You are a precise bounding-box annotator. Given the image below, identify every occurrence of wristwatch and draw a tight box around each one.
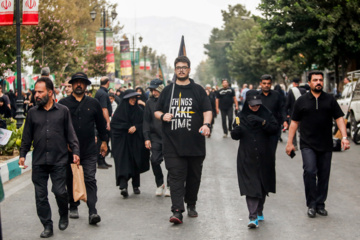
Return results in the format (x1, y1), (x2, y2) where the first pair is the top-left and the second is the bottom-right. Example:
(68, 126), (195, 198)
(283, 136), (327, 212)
(203, 123), (211, 128)
(342, 137), (348, 140)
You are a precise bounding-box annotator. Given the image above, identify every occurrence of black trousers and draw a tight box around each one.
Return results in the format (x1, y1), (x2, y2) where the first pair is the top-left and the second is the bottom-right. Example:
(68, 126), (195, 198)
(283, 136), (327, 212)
(66, 154), (98, 215)
(119, 174), (140, 189)
(150, 142), (169, 187)
(165, 156), (205, 212)
(220, 107), (233, 134)
(32, 165), (68, 228)
(246, 195), (266, 220)
(301, 148), (332, 209)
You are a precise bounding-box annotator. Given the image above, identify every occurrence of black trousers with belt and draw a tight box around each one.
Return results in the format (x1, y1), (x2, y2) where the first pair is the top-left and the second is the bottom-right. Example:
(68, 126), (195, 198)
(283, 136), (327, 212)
(32, 164), (68, 228)
(220, 107), (233, 135)
(165, 156), (205, 212)
(66, 154), (98, 215)
(301, 148), (332, 209)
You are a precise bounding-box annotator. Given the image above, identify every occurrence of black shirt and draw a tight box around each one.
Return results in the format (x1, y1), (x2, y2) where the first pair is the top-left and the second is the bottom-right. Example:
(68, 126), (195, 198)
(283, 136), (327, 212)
(259, 90), (286, 125)
(292, 91), (344, 152)
(143, 97), (162, 143)
(95, 86), (112, 116)
(155, 79), (212, 157)
(20, 102), (80, 165)
(59, 95), (108, 158)
(216, 87), (235, 110)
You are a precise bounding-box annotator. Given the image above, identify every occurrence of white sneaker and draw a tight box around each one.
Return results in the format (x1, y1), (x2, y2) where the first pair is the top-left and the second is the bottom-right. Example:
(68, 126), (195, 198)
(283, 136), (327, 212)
(223, 134), (228, 138)
(155, 184), (165, 196)
(164, 186), (171, 197)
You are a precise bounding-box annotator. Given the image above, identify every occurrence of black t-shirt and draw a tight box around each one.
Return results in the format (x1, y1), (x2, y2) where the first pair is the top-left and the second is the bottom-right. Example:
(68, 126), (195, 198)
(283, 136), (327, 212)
(155, 79), (212, 157)
(216, 88), (235, 110)
(292, 91), (344, 152)
(94, 87), (112, 116)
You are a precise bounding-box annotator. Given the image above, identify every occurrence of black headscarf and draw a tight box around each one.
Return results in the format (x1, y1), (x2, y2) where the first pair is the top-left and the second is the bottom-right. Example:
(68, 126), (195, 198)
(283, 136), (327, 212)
(135, 87), (148, 102)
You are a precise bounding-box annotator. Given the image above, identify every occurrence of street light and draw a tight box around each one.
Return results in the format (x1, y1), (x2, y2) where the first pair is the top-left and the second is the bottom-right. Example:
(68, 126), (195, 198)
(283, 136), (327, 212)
(123, 34), (142, 88)
(90, 6), (117, 51)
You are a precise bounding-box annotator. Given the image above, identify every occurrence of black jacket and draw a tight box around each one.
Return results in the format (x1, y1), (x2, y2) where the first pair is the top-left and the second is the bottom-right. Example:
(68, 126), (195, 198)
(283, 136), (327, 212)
(143, 96), (162, 143)
(231, 103), (278, 198)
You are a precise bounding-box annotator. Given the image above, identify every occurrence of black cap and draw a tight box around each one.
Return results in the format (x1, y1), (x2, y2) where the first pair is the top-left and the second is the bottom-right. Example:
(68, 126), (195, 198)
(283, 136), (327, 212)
(246, 90), (262, 106)
(69, 72), (91, 85)
(123, 89), (141, 99)
(148, 78), (163, 89)
(292, 77), (300, 83)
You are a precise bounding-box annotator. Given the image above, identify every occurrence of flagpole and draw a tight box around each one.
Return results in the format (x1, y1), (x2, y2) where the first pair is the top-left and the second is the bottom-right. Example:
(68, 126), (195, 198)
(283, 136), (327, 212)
(15, 0), (25, 129)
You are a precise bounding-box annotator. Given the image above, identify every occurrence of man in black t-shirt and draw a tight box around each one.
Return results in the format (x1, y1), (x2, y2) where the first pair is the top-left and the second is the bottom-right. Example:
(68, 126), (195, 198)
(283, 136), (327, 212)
(216, 79), (238, 137)
(155, 56), (212, 224)
(286, 71), (350, 218)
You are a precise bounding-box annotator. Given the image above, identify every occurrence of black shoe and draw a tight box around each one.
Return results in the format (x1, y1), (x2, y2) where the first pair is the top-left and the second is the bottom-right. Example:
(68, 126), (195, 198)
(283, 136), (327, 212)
(187, 205), (198, 217)
(307, 208), (316, 218)
(89, 214), (101, 225)
(169, 210), (183, 224)
(133, 187), (141, 194)
(316, 208), (328, 216)
(59, 215), (69, 230)
(69, 208), (79, 219)
(279, 137), (283, 142)
(104, 160), (112, 167)
(120, 188), (129, 198)
(40, 226), (53, 238)
(97, 164), (108, 169)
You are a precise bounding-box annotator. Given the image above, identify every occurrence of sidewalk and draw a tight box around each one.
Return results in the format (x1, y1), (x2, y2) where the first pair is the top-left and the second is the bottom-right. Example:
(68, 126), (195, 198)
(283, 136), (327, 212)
(0, 151), (32, 183)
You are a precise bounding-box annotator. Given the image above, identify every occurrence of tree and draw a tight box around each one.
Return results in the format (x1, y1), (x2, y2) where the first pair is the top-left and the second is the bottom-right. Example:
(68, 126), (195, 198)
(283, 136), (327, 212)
(0, 27), (17, 79)
(193, 59), (216, 86)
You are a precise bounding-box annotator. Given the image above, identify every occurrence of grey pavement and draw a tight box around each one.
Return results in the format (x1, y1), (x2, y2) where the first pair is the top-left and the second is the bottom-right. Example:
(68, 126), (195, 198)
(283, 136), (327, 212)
(2, 118), (360, 240)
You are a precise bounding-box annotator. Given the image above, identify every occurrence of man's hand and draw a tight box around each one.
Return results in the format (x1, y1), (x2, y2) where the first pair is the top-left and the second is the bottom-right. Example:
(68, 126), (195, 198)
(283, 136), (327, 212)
(100, 141), (108, 157)
(106, 122), (111, 131)
(247, 115), (264, 123)
(18, 157), (28, 169)
(145, 140), (151, 149)
(283, 121), (289, 130)
(199, 125), (210, 137)
(73, 154), (80, 165)
(162, 113), (174, 122)
(341, 138), (350, 150)
(128, 126), (136, 134)
(285, 143), (296, 156)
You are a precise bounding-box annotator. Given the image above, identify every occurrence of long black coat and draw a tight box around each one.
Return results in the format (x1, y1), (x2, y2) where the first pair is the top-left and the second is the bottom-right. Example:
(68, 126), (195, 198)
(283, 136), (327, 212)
(231, 104), (278, 198)
(110, 99), (149, 186)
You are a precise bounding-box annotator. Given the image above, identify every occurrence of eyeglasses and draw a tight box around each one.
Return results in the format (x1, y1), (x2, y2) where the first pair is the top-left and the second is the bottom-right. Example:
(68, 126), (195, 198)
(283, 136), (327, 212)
(175, 66), (189, 71)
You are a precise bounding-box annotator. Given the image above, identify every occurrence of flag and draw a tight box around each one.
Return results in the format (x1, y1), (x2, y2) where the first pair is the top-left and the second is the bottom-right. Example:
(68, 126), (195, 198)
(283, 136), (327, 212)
(172, 35), (187, 82)
(158, 59), (165, 85)
(22, 0), (39, 25)
(6, 75), (15, 84)
(0, 0), (14, 26)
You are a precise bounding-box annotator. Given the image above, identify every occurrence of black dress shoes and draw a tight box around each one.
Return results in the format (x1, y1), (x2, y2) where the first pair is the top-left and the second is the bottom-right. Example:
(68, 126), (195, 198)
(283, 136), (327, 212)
(40, 226), (53, 238)
(316, 208), (328, 216)
(89, 214), (101, 225)
(133, 187), (141, 194)
(104, 160), (112, 167)
(69, 208), (79, 219)
(120, 188), (129, 198)
(307, 208), (316, 218)
(59, 215), (69, 230)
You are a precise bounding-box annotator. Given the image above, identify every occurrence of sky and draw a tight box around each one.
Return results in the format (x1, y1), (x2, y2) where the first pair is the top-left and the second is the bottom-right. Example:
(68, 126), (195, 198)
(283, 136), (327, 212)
(112, 0), (262, 29)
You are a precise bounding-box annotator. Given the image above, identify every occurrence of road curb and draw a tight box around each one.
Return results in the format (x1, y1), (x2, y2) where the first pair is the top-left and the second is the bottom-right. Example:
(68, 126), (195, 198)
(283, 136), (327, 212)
(0, 152), (32, 183)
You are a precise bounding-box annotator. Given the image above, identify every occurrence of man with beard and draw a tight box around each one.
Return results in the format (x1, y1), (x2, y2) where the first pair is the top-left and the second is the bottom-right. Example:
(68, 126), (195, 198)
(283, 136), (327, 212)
(286, 71), (350, 218)
(64, 78), (73, 97)
(154, 56), (212, 224)
(19, 77), (80, 238)
(59, 72), (108, 225)
(258, 74), (287, 154)
(216, 79), (238, 138)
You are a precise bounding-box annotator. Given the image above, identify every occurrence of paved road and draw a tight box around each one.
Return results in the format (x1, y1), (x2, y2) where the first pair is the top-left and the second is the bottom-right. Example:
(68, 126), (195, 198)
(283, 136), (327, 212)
(2, 118), (360, 239)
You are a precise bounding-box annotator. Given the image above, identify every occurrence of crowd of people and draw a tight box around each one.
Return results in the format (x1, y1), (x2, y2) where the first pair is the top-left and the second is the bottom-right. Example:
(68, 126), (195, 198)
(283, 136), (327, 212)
(7, 56), (350, 238)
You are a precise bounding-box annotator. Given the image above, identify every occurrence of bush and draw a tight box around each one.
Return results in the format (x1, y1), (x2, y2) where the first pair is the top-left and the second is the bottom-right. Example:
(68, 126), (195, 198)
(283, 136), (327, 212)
(0, 118), (24, 156)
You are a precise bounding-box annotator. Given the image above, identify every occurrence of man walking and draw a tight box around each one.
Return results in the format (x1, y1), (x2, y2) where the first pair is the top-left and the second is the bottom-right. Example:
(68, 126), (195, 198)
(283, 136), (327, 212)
(155, 56), (212, 224)
(286, 71), (350, 218)
(216, 79), (238, 138)
(19, 77), (80, 238)
(94, 77), (112, 169)
(59, 72), (108, 225)
(143, 79), (170, 197)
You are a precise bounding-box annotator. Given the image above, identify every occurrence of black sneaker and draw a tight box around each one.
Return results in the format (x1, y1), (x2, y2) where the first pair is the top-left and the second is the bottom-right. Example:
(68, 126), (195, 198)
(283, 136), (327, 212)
(187, 205), (198, 217)
(69, 208), (79, 219)
(89, 214), (101, 225)
(169, 210), (183, 224)
(120, 188), (129, 198)
(133, 187), (141, 194)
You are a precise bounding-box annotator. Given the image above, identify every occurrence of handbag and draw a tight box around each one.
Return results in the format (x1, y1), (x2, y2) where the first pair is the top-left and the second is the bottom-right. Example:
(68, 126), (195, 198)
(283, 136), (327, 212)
(70, 164), (87, 202)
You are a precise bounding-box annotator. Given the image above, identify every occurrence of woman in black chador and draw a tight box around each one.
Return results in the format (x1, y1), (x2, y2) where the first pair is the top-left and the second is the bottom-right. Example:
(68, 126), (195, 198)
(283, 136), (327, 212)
(231, 90), (278, 229)
(111, 89), (149, 198)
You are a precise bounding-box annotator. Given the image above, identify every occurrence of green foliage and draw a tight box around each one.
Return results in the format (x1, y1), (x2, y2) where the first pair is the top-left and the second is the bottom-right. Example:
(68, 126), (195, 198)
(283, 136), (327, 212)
(0, 118), (25, 156)
(193, 59), (216, 86)
(0, 27), (17, 79)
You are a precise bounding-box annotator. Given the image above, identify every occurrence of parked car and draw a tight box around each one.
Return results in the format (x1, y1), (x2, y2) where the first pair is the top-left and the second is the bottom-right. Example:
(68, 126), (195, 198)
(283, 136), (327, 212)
(337, 80), (360, 143)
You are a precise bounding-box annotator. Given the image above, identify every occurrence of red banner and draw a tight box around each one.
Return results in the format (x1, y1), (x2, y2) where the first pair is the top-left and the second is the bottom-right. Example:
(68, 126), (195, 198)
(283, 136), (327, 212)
(0, 0), (14, 26)
(22, 0), (39, 25)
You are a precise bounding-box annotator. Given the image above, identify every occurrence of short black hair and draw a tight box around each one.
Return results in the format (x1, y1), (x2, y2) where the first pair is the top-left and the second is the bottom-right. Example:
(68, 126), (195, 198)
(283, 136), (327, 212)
(109, 93), (115, 98)
(174, 56), (190, 68)
(222, 79), (228, 83)
(260, 74), (273, 82)
(35, 77), (54, 92)
(308, 71), (323, 82)
(100, 78), (109, 86)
